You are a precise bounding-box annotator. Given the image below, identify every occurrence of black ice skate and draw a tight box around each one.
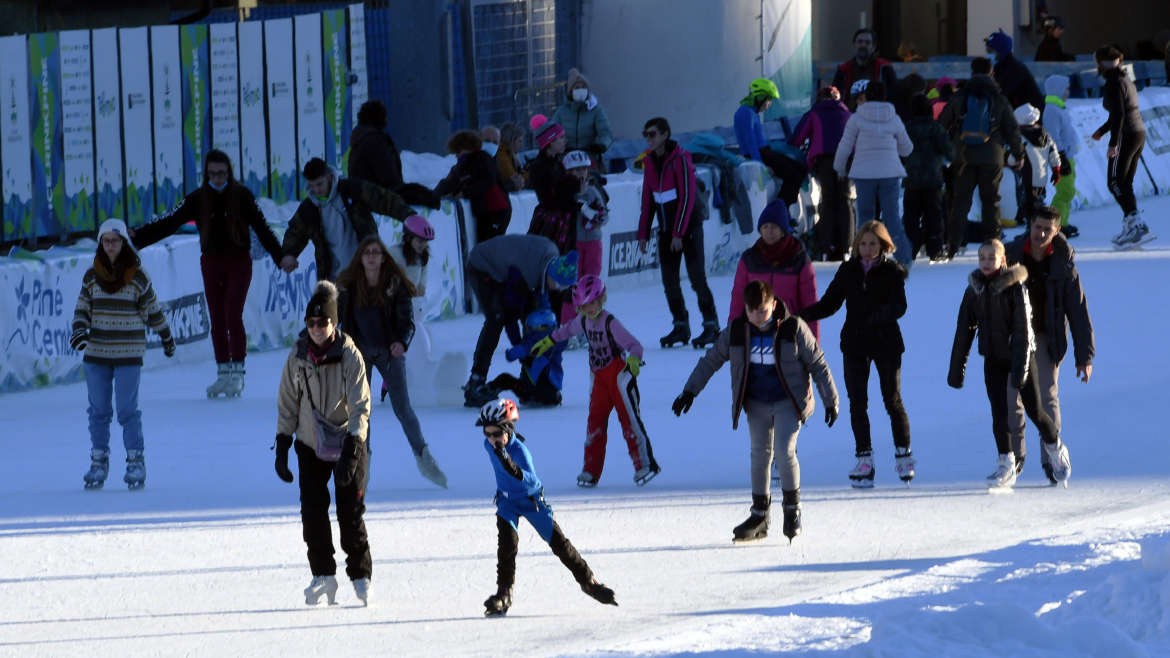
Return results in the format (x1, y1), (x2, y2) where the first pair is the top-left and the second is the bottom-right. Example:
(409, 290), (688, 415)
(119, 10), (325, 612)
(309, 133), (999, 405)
(659, 324), (690, 348)
(732, 494), (770, 543)
(582, 579), (618, 606)
(463, 374), (496, 408)
(691, 322), (719, 349)
(83, 448), (109, 490)
(781, 490), (801, 543)
(484, 589), (512, 617)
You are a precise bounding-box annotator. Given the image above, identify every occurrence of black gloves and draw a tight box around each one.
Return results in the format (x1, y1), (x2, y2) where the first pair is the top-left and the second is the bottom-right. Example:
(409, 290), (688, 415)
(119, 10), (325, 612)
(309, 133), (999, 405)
(947, 370), (964, 389)
(334, 434), (362, 487)
(70, 328), (88, 352)
(163, 336), (176, 358)
(825, 407), (838, 428)
(672, 392), (695, 416)
(274, 434), (294, 483)
(493, 442), (524, 480)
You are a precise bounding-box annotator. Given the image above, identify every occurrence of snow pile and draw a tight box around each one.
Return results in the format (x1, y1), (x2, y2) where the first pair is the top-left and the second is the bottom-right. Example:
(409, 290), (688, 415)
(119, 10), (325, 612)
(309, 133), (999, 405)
(401, 150), (458, 189)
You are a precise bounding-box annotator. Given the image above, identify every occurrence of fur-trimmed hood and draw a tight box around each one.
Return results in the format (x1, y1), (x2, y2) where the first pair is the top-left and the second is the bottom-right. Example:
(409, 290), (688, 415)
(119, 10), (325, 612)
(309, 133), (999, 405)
(968, 263), (1027, 295)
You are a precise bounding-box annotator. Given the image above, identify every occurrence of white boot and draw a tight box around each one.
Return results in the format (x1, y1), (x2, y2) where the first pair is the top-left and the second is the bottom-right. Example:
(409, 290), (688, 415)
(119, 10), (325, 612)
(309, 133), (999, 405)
(353, 578), (370, 607)
(988, 453), (1017, 489)
(414, 447), (448, 488)
(1043, 439), (1071, 487)
(206, 363), (231, 398)
(223, 361), (245, 398)
(849, 453), (875, 488)
(304, 575), (338, 605)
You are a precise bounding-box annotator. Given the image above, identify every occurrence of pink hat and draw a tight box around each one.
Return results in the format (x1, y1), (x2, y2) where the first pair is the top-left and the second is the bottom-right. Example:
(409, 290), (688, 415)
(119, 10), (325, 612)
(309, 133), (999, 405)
(936, 76), (958, 89)
(529, 114), (565, 150)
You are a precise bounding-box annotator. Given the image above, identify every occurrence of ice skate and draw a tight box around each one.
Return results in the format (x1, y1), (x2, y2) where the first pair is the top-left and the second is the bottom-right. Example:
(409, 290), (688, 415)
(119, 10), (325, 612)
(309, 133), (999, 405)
(83, 448), (109, 490)
(691, 322), (719, 349)
(483, 588), (511, 617)
(659, 324), (690, 348)
(463, 374), (496, 408)
(222, 362), (244, 398)
(848, 453), (875, 489)
(352, 577), (370, 607)
(205, 363), (231, 398)
(1043, 439), (1071, 487)
(732, 495), (770, 543)
(581, 578), (618, 606)
(1039, 449), (1057, 485)
(414, 447), (448, 488)
(304, 575), (338, 605)
(894, 447), (916, 484)
(633, 464), (660, 487)
(576, 471), (597, 488)
(987, 453), (1017, 490)
(124, 450), (145, 491)
(780, 490), (801, 542)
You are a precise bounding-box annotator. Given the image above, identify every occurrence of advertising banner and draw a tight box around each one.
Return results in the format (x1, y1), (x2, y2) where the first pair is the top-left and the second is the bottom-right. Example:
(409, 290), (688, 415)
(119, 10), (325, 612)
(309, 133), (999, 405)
(209, 22), (240, 174)
(348, 4), (368, 128)
(238, 21), (267, 199)
(119, 27), (153, 228)
(0, 35), (34, 242)
(28, 32), (65, 240)
(293, 13), (325, 171)
(59, 30), (94, 235)
(321, 9), (350, 169)
(761, 0), (814, 118)
(180, 24), (210, 195)
(264, 18), (297, 203)
(91, 27), (122, 224)
(151, 25), (183, 216)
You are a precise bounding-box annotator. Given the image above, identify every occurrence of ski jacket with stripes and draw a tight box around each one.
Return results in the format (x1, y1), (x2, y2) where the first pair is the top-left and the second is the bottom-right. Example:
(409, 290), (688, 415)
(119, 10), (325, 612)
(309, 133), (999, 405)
(638, 141), (697, 241)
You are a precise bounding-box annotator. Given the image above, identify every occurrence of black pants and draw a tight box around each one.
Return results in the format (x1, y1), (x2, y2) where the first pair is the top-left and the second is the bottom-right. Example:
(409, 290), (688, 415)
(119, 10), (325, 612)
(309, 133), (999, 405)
(812, 156), (854, 260)
(657, 224), (718, 328)
(488, 371), (562, 406)
(903, 187), (944, 259)
(949, 162), (1003, 252)
(1107, 130), (1145, 216)
(476, 209), (511, 244)
(842, 352), (911, 455)
(494, 516), (592, 593)
(983, 358), (1059, 455)
(469, 268), (517, 379)
(758, 146), (806, 206)
(295, 440), (371, 580)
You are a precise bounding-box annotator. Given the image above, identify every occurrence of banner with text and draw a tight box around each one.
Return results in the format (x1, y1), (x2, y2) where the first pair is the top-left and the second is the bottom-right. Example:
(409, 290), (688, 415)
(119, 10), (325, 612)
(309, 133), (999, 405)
(264, 19), (297, 204)
(348, 3), (368, 158)
(119, 27), (153, 228)
(151, 25), (183, 216)
(59, 30), (95, 235)
(238, 21), (267, 200)
(209, 23), (240, 174)
(28, 32), (64, 240)
(91, 27), (123, 224)
(322, 9), (350, 169)
(0, 35), (34, 242)
(294, 13), (326, 172)
(180, 24), (210, 195)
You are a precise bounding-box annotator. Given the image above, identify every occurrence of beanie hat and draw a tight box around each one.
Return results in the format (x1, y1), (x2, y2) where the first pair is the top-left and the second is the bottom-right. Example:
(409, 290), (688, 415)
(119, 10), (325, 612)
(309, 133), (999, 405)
(1044, 74), (1070, 97)
(305, 280), (339, 325)
(985, 29), (1013, 56)
(545, 250), (579, 289)
(566, 67), (590, 94)
(97, 218), (137, 253)
(1013, 103), (1040, 126)
(936, 76), (958, 90)
(530, 114), (565, 150)
(757, 199), (792, 233)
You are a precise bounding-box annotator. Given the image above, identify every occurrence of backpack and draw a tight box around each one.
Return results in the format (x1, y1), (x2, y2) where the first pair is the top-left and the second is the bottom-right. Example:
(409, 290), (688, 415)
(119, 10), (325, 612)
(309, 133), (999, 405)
(959, 95), (992, 146)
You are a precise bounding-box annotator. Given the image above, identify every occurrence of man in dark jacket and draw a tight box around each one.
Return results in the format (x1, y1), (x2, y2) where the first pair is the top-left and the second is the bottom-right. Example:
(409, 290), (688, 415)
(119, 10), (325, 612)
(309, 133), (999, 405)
(279, 157), (415, 281)
(985, 30), (1045, 111)
(832, 28), (900, 111)
(348, 100), (403, 192)
(938, 57), (1025, 255)
(1035, 17), (1075, 62)
(902, 94), (955, 260)
(1004, 208), (1093, 482)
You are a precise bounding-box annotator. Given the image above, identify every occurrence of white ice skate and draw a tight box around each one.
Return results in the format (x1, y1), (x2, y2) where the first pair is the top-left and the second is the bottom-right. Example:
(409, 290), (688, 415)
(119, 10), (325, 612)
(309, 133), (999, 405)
(576, 472), (597, 488)
(205, 363), (231, 398)
(1043, 439), (1071, 488)
(352, 578), (370, 607)
(414, 447), (448, 488)
(222, 362), (245, 398)
(304, 575), (338, 605)
(634, 465), (660, 487)
(894, 447), (916, 484)
(987, 453), (1017, 491)
(849, 454), (875, 489)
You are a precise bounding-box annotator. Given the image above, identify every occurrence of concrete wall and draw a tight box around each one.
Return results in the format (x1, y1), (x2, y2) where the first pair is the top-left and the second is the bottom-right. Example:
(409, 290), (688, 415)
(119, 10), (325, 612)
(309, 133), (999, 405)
(966, 0), (1014, 56)
(1043, 0), (1170, 57)
(811, 0), (870, 62)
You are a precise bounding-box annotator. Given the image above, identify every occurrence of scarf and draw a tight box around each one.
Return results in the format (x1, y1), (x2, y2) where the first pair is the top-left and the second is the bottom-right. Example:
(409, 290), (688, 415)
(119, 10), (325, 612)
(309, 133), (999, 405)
(93, 254), (138, 294)
(753, 236), (801, 267)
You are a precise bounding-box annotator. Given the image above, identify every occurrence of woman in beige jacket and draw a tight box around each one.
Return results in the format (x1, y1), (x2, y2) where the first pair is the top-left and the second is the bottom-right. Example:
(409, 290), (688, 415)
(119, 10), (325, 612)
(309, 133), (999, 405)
(274, 280), (373, 607)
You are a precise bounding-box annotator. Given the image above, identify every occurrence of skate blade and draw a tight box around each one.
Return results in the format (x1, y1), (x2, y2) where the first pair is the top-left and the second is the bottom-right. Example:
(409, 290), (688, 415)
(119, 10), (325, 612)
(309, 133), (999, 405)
(986, 485), (1014, 494)
(634, 470), (660, 487)
(84, 482), (104, 490)
(850, 480), (875, 489)
(732, 535), (768, 544)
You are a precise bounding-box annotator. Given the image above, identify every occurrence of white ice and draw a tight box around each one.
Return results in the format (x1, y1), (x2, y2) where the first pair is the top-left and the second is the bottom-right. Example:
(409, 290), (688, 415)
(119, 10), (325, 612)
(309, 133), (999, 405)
(1, 198), (1168, 657)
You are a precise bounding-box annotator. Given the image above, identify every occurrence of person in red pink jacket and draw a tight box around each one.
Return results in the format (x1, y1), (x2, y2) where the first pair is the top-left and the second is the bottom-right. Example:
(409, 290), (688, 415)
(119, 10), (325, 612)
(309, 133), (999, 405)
(728, 200), (819, 341)
(637, 116), (720, 349)
(789, 86), (855, 261)
(530, 275), (660, 489)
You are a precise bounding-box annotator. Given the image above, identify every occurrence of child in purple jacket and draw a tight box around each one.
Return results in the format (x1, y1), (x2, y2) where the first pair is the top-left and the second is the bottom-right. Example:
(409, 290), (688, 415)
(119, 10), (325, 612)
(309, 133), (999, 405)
(790, 86), (855, 261)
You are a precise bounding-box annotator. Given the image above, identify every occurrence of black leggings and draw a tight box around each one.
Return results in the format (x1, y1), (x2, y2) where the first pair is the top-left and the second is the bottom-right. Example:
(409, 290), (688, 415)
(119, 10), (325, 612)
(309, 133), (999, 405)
(758, 146), (806, 206)
(842, 352), (911, 455)
(1107, 130), (1145, 216)
(983, 358), (1059, 455)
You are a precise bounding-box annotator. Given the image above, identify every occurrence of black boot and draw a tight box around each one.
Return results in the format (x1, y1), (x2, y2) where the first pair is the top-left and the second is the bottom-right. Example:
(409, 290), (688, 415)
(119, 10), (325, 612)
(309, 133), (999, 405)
(549, 523), (618, 606)
(659, 323), (690, 348)
(781, 489), (801, 543)
(691, 322), (720, 349)
(463, 373), (495, 408)
(484, 588), (512, 617)
(732, 494), (770, 543)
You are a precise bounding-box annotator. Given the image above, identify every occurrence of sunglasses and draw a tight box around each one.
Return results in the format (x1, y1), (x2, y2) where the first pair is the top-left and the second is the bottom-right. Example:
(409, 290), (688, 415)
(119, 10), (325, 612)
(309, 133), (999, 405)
(306, 318), (331, 329)
(483, 429), (505, 438)
(643, 130), (659, 138)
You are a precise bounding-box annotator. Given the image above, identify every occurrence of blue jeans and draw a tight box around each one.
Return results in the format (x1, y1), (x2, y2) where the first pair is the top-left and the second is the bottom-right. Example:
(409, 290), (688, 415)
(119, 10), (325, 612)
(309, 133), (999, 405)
(365, 349), (427, 455)
(853, 177), (913, 268)
(84, 362), (143, 452)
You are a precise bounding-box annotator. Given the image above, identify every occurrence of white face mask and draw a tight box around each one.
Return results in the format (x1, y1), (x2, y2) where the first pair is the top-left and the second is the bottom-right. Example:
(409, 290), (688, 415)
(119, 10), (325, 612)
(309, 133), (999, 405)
(571, 87), (588, 102)
(209, 179), (228, 192)
(482, 142), (499, 157)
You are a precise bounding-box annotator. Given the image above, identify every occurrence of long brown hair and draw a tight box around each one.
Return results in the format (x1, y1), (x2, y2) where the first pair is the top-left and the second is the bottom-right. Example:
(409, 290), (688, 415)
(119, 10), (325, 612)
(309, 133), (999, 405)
(852, 220), (896, 257)
(93, 236), (141, 293)
(337, 234), (418, 307)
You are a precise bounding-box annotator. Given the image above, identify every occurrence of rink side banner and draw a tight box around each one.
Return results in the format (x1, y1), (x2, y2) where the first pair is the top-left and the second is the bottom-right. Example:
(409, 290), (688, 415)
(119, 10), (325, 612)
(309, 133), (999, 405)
(322, 9), (350, 169)
(151, 25), (183, 216)
(264, 19), (297, 204)
(294, 13), (326, 171)
(59, 30), (95, 235)
(119, 27), (153, 228)
(28, 32), (65, 240)
(91, 28), (123, 224)
(762, 0), (814, 118)
(180, 25), (210, 195)
(348, 3), (368, 132)
(209, 23), (240, 173)
(237, 21), (267, 199)
(0, 35), (34, 242)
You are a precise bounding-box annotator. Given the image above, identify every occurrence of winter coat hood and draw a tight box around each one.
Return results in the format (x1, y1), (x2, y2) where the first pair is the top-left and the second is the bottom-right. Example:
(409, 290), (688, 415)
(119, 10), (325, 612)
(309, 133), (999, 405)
(968, 263), (1028, 296)
(310, 167), (343, 208)
(857, 100), (896, 122)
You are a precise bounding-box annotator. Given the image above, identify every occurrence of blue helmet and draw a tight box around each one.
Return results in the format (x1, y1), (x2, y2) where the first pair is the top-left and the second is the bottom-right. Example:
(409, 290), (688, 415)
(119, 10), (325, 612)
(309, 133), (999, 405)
(525, 308), (558, 332)
(985, 29), (1013, 57)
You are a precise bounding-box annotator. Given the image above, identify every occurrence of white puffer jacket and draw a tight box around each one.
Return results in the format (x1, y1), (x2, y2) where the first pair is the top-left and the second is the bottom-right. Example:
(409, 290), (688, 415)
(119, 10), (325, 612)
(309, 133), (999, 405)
(833, 101), (914, 180)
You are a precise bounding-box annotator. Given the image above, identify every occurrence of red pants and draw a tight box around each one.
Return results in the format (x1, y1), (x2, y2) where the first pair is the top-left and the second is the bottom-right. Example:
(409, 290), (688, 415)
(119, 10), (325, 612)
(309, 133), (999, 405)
(201, 252), (253, 363)
(583, 359), (656, 481)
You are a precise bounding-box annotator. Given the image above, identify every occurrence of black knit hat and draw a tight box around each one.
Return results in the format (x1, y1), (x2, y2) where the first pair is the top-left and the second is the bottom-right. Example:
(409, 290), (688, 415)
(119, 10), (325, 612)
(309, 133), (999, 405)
(305, 280), (339, 325)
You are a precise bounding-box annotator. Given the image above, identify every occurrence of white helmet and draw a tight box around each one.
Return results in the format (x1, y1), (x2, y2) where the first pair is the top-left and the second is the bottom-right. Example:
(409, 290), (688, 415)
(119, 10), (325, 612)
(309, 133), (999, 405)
(476, 398), (519, 428)
(562, 150), (592, 170)
(1013, 103), (1040, 126)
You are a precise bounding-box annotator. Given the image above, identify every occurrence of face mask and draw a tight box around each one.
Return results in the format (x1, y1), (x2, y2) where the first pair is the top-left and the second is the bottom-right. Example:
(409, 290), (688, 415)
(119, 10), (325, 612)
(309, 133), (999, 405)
(209, 179), (228, 192)
(571, 88), (588, 102)
(482, 141), (499, 157)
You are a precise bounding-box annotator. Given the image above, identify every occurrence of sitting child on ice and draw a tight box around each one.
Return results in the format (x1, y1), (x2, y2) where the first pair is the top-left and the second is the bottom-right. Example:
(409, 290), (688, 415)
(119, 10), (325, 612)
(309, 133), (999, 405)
(489, 307), (565, 407)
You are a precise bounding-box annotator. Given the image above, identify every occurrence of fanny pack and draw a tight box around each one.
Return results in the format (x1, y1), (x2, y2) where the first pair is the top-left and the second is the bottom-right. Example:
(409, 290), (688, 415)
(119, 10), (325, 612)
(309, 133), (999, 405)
(303, 373), (346, 462)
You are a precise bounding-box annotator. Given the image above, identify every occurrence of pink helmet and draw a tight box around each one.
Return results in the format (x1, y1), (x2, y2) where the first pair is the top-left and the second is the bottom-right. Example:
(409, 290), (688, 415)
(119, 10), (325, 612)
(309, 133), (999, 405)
(572, 274), (605, 307)
(404, 214), (435, 241)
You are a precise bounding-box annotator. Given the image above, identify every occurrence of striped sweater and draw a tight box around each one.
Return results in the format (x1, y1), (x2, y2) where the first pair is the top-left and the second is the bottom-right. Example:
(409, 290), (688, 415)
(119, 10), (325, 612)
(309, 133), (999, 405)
(72, 265), (172, 366)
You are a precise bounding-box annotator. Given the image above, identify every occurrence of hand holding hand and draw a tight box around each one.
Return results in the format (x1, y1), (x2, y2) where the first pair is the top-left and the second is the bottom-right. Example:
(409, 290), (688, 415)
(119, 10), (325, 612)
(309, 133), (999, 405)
(279, 255), (298, 273)
(273, 434), (294, 483)
(671, 391), (694, 416)
(390, 342), (405, 358)
(531, 336), (555, 358)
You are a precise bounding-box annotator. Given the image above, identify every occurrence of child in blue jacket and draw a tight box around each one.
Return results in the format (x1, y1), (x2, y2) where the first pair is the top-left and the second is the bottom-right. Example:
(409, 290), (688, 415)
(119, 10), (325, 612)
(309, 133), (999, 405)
(478, 398), (618, 616)
(489, 307), (565, 407)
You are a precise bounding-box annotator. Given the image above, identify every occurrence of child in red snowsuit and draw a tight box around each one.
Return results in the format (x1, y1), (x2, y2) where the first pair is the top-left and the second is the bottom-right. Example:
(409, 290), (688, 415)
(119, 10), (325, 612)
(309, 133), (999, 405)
(531, 275), (660, 488)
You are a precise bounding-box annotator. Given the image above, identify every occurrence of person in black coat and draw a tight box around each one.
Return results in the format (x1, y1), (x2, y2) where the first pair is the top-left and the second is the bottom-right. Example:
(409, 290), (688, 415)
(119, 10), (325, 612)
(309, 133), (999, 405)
(1035, 17), (1075, 62)
(800, 221), (913, 488)
(948, 239), (1070, 489)
(348, 100), (404, 192)
(985, 30), (1045, 112)
(1091, 46), (1151, 246)
(902, 95), (955, 261)
(434, 130), (513, 243)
